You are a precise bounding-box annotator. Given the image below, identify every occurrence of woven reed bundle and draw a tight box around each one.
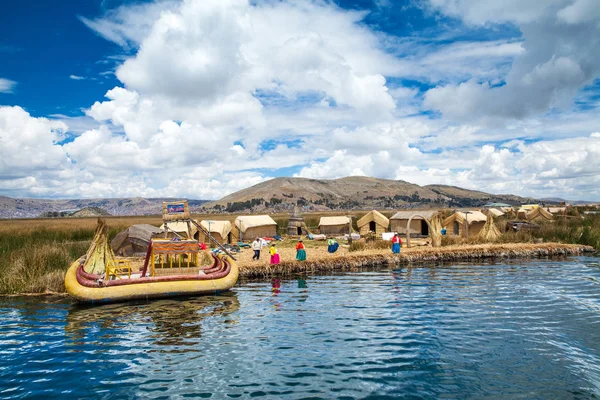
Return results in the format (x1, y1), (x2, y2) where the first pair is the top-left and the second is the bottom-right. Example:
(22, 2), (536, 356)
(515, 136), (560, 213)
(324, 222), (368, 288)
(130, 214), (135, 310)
(430, 214), (443, 247)
(83, 218), (116, 274)
(478, 215), (502, 242)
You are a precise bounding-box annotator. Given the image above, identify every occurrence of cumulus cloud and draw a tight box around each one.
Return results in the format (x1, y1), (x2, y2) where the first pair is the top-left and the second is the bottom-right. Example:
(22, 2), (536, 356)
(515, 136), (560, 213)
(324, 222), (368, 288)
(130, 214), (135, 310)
(0, 78), (17, 93)
(423, 0), (600, 123)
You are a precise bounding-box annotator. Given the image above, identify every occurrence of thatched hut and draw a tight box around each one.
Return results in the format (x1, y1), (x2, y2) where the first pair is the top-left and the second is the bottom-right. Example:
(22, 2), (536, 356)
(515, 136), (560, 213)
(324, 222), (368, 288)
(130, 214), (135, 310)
(234, 215), (277, 241)
(517, 208), (528, 219)
(319, 216), (351, 235)
(526, 207), (553, 222)
(546, 207), (567, 215)
(111, 224), (163, 256)
(199, 220), (232, 244)
(485, 208), (505, 218)
(287, 207), (308, 236)
(159, 220), (199, 240)
(442, 211), (487, 237)
(357, 210), (389, 237)
(390, 210), (438, 236)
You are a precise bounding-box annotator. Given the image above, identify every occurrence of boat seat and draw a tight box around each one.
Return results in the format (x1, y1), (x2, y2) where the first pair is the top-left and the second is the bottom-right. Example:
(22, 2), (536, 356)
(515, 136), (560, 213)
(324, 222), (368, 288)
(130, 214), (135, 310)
(106, 260), (132, 280)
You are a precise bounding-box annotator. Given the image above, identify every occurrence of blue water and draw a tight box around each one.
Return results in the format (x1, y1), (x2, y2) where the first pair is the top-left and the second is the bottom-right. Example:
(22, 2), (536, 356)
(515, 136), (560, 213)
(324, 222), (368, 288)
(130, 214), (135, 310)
(2, 257), (600, 399)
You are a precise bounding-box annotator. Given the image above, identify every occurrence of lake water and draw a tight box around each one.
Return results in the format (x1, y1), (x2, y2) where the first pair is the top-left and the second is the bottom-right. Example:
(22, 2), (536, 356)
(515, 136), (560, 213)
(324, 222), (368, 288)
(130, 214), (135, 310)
(2, 257), (600, 399)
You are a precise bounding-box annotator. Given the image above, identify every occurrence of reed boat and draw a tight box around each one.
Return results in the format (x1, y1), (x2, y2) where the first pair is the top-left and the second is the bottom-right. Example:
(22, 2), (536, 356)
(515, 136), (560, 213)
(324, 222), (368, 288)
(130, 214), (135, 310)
(65, 219), (238, 304)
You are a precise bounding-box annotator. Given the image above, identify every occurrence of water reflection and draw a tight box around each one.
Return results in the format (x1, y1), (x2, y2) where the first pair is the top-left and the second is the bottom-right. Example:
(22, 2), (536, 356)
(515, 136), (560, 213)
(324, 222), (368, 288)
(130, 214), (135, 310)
(65, 293), (240, 348)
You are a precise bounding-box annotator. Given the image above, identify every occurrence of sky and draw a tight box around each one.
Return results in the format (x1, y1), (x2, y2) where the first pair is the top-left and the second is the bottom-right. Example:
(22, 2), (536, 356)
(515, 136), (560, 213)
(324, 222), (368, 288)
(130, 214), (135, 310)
(1, 0), (599, 201)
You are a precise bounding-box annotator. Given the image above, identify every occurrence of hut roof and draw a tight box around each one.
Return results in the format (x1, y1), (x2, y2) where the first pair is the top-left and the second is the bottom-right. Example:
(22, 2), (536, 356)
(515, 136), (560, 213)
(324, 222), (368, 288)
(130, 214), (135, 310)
(357, 210), (389, 228)
(234, 215), (277, 232)
(159, 221), (199, 236)
(319, 216), (351, 226)
(526, 207), (553, 221)
(200, 220), (232, 238)
(546, 207), (566, 214)
(111, 224), (163, 250)
(443, 211), (487, 226)
(390, 210), (438, 221)
(486, 208), (505, 217)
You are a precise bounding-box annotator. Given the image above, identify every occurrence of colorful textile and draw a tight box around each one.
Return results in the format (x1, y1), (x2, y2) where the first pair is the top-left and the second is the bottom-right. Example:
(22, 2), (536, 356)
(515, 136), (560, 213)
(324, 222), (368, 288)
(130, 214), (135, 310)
(392, 243), (401, 254)
(296, 249), (307, 261)
(270, 254), (280, 264)
(327, 243), (339, 253)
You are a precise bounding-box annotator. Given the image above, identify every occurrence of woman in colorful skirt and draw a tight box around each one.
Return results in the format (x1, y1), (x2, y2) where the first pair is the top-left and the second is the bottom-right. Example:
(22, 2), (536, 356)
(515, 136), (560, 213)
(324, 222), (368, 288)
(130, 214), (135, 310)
(296, 239), (307, 261)
(270, 243), (280, 265)
(391, 233), (402, 254)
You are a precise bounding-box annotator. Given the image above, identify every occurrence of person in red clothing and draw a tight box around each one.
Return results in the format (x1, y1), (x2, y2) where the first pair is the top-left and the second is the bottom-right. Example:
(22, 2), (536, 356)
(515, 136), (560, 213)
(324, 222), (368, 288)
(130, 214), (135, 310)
(296, 239), (307, 261)
(392, 233), (401, 254)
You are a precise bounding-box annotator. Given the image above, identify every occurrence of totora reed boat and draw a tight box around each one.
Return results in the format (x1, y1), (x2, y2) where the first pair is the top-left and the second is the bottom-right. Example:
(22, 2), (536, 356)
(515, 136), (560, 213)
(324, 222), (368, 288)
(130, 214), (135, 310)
(65, 216), (239, 304)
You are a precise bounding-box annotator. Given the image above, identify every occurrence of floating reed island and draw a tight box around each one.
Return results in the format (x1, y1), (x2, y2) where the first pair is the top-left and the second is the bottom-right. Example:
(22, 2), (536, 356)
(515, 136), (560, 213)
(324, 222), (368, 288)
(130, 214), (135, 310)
(238, 243), (596, 278)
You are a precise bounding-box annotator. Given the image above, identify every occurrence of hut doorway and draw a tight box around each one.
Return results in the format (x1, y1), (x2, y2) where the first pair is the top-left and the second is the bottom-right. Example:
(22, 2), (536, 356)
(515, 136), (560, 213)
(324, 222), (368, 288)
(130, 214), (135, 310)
(227, 232), (232, 244)
(453, 221), (459, 235)
(369, 221), (376, 232)
(421, 220), (429, 235)
(297, 226), (302, 235)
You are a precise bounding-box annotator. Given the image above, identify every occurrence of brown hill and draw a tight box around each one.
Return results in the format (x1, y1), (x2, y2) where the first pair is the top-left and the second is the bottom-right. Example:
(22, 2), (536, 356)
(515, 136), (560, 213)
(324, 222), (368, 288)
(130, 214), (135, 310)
(204, 176), (538, 212)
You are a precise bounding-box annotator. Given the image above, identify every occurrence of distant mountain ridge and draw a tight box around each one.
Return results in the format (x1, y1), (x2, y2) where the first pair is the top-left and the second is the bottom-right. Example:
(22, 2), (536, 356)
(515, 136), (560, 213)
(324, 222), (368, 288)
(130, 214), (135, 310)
(0, 176), (575, 219)
(0, 197), (208, 219)
(203, 176), (545, 212)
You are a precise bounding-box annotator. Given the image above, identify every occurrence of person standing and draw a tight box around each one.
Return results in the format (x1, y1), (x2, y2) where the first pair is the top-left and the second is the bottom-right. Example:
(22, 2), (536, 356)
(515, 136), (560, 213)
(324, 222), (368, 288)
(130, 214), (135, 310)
(392, 233), (401, 254)
(270, 243), (280, 265)
(296, 239), (307, 261)
(252, 237), (262, 260)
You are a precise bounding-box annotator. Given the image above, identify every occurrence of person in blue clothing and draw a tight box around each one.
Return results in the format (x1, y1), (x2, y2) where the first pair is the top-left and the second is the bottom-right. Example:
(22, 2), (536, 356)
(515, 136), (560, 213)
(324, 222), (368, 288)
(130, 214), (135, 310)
(391, 233), (402, 254)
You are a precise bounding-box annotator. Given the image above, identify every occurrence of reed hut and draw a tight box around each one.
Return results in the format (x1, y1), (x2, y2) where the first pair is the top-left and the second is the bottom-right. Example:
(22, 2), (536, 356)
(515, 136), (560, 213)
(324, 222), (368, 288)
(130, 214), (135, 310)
(159, 220), (199, 240)
(442, 211), (487, 237)
(485, 208), (505, 218)
(390, 210), (438, 236)
(319, 216), (351, 235)
(199, 220), (232, 244)
(357, 210), (389, 237)
(517, 208), (528, 219)
(234, 215), (277, 241)
(546, 207), (567, 215)
(478, 215), (502, 242)
(526, 207), (553, 222)
(287, 206), (308, 236)
(111, 224), (163, 257)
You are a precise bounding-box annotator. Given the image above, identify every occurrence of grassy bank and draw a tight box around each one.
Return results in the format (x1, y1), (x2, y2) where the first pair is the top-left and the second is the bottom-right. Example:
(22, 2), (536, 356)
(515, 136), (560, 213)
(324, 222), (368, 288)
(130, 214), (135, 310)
(0, 212), (598, 295)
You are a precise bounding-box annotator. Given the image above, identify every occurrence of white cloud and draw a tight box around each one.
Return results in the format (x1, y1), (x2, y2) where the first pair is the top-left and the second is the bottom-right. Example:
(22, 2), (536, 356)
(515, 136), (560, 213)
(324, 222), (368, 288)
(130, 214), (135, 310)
(423, 0), (600, 123)
(0, 78), (17, 93)
(69, 75), (86, 80)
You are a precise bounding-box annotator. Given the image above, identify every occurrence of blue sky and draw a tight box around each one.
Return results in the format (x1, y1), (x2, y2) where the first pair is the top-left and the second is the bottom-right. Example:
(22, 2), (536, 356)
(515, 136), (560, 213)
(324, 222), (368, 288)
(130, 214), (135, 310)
(1, 0), (599, 201)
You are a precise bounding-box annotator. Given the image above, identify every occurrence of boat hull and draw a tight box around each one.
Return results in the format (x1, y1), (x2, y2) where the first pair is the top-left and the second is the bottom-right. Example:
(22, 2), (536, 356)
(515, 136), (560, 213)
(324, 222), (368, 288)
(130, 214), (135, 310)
(65, 254), (239, 304)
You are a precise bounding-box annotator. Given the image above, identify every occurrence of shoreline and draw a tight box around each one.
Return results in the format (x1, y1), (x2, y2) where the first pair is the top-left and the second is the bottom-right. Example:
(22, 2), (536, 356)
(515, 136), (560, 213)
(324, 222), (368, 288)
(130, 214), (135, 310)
(1, 243), (595, 297)
(238, 242), (596, 278)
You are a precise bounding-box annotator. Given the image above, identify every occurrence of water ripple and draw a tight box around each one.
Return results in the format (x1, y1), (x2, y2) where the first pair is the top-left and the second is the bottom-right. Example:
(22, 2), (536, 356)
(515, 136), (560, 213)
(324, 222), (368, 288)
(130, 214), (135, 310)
(2, 257), (600, 398)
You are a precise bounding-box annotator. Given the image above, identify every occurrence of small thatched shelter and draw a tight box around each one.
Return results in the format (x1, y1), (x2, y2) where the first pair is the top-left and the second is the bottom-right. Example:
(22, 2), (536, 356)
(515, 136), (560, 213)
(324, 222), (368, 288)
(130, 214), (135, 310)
(199, 220), (232, 244)
(546, 207), (567, 215)
(442, 211), (488, 237)
(234, 215), (277, 241)
(390, 210), (438, 235)
(111, 224), (163, 256)
(485, 208), (505, 218)
(478, 215), (502, 242)
(319, 216), (352, 235)
(517, 208), (528, 219)
(526, 207), (553, 222)
(287, 207), (308, 236)
(357, 210), (389, 237)
(159, 220), (199, 240)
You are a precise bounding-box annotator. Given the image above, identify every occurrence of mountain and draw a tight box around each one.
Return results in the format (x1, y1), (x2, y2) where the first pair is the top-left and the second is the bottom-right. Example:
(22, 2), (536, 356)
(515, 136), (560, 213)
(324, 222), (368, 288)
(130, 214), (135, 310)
(0, 197), (208, 219)
(203, 176), (541, 212)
